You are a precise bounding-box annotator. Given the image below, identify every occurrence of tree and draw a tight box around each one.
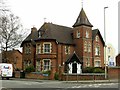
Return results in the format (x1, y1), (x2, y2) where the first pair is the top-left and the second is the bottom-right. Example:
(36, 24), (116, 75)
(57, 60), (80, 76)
(0, 13), (24, 51)
(0, 0), (9, 14)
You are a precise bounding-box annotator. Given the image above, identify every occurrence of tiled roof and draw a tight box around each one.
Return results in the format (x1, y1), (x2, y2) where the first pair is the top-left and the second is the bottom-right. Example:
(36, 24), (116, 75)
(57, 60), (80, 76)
(21, 28), (38, 46)
(36, 23), (74, 44)
(73, 8), (93, 27)
(92, 29), (105, 45)
(65, 52), (82, 64)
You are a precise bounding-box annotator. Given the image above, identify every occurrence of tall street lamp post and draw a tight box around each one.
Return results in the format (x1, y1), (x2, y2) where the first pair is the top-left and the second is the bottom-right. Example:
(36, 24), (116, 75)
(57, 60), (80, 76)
(104, 6), (108, 79)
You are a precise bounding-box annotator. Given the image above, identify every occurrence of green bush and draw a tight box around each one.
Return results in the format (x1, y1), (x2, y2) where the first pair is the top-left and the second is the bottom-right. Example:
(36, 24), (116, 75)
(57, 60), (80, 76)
(93, 68), (105, 73)
(83, 67), (104, 73)
(42, 70), (51, 76)
(25, 65), (35, 73)
(54, 72), (59, 80)
(83, 67), (94, 73)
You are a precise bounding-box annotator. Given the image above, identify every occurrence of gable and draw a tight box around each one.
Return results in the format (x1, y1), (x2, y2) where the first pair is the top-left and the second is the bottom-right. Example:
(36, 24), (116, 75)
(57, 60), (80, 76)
(21, 29), (38, 47)
(65, 53), (82, 64)
(92, 29), (105, 46)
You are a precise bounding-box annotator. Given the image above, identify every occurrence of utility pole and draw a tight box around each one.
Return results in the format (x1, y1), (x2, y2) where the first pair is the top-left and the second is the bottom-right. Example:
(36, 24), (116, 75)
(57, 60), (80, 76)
(104, 6), (108, 79)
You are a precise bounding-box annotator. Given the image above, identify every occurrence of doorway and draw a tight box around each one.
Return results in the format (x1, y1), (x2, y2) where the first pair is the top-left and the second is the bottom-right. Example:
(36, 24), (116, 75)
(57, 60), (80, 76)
(72, 63), (77, 73)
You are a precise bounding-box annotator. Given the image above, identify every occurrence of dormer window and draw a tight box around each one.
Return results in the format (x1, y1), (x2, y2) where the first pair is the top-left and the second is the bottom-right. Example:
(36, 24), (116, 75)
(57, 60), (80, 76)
(77, 30), (80, 38)
(77, 17), (81, 23)
(38, 31), (41, 38)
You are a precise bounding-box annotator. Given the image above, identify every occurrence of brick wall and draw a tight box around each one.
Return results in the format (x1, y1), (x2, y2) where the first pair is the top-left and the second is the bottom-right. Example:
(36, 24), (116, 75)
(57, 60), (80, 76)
(14, 71), (50, 80)
(14, 67), (120, 80)
(14, 71), (105, 80)
(62, 73), (105, 81)
(93, 34), (104, 68)
(116, 54), (120, 66)
(108, 67), (120, 79)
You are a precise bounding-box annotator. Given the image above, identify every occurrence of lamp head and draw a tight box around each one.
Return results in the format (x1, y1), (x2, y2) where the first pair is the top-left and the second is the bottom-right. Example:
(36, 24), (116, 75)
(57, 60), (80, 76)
(104, 7), (108, 9)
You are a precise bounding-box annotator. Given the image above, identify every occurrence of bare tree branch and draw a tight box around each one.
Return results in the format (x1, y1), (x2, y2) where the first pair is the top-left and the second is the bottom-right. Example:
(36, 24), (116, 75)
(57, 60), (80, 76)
(0, 13), (26, 51)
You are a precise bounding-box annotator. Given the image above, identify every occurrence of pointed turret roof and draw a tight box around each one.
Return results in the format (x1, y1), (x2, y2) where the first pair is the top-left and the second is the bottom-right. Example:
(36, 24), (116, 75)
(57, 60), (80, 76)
(73, 8), (93, 27)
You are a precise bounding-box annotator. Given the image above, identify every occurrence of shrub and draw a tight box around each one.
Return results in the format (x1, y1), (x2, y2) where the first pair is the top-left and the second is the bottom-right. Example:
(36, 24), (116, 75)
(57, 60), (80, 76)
(42, 70), (51, 76)
(54, 72), (59, 80)
(82, 67), (104, 73)
(82, 67), (94, 73)
(93, 68), (105, 73)
(25, 65), (35, 73)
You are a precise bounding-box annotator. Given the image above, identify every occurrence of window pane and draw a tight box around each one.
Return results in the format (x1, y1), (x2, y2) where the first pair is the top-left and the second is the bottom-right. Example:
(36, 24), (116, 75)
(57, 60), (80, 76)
(77, 31), (80, 38)
(37, 44), (41, 54)
(44, 44), (50, 53)
(84, 42), (87, 52)
(36, 60), (40, 71)
(65, 46), (70, 54)
(95, 61), (101, 67)
(95, 46), (100, 55)
(44, 60), (50, 71)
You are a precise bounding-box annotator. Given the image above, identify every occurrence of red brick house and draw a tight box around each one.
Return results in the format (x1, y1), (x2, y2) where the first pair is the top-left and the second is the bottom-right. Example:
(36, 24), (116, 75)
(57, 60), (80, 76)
(2, 49), (22, 71)
(21, 8), (105, 79)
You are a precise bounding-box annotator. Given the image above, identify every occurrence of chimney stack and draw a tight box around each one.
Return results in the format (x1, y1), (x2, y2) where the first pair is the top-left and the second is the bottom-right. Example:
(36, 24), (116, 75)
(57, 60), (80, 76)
(31, 27), (37, 40)
(31, 27), (37, 33)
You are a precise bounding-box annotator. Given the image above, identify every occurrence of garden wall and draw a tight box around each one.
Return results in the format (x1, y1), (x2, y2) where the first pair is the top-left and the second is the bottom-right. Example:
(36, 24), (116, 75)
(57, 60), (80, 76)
(108, 67), (120, 79)
(14, 67), (120, 80)
(61, 73), (105, 81)
(14, 71), (50, 80)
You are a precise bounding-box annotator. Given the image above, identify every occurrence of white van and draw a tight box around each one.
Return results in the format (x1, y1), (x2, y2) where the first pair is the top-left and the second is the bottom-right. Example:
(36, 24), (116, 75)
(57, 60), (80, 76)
(0, 63), (13, 80)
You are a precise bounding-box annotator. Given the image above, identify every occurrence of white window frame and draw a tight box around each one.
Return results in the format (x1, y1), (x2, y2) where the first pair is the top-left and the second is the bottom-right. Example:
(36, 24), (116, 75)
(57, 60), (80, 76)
(43, 42), (52, 53)
(36, 60), (41, 72)
(65, 46), (70, 54)
(94, 60), (101, 67)
(38, 31), (41, 38)
(25, 44), (31, 54)
(43, 59), (51, 71)
(88, 42), (91, 52)
(84, 41), (87, 52)
(77, 30), (80, 38)
(95, 46), (100, 56)
(86, 58), (90, 67)
(36, 44), (41, 54)
(96, 36), (99, 42)
(86, 31), (89, 38)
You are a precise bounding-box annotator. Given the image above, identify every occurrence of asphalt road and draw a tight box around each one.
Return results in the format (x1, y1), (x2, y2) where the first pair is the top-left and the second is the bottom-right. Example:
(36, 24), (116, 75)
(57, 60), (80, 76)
(0, 79), (119, 90)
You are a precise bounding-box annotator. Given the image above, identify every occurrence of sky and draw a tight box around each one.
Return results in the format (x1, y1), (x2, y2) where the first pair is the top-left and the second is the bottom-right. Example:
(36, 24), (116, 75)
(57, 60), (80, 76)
(5, 0), (119, 55)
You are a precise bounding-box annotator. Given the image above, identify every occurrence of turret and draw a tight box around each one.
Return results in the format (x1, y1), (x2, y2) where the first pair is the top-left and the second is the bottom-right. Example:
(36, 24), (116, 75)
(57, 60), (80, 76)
(73, 8), (93, 68)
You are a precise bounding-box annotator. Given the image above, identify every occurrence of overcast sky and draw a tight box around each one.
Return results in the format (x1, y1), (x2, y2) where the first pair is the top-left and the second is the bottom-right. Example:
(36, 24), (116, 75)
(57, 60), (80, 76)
(6, 0), (119, 55)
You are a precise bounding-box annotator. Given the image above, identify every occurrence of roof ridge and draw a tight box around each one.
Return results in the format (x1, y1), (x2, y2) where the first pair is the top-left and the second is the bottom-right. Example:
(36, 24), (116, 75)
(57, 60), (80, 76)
(45, 22), (72, 29)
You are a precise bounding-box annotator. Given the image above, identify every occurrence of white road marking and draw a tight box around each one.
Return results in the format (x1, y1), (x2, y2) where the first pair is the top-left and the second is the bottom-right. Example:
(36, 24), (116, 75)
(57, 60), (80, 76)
(0, 87), (6, 89)
(71, 83), (117, 88)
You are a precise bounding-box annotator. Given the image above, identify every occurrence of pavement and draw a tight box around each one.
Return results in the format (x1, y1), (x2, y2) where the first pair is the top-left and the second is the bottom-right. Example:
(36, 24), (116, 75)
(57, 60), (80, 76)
(10, 78), (119, 84)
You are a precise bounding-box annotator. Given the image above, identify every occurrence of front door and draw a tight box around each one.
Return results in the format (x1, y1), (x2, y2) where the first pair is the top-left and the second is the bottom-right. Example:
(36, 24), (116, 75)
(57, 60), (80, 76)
(72, 63), (77, 73)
